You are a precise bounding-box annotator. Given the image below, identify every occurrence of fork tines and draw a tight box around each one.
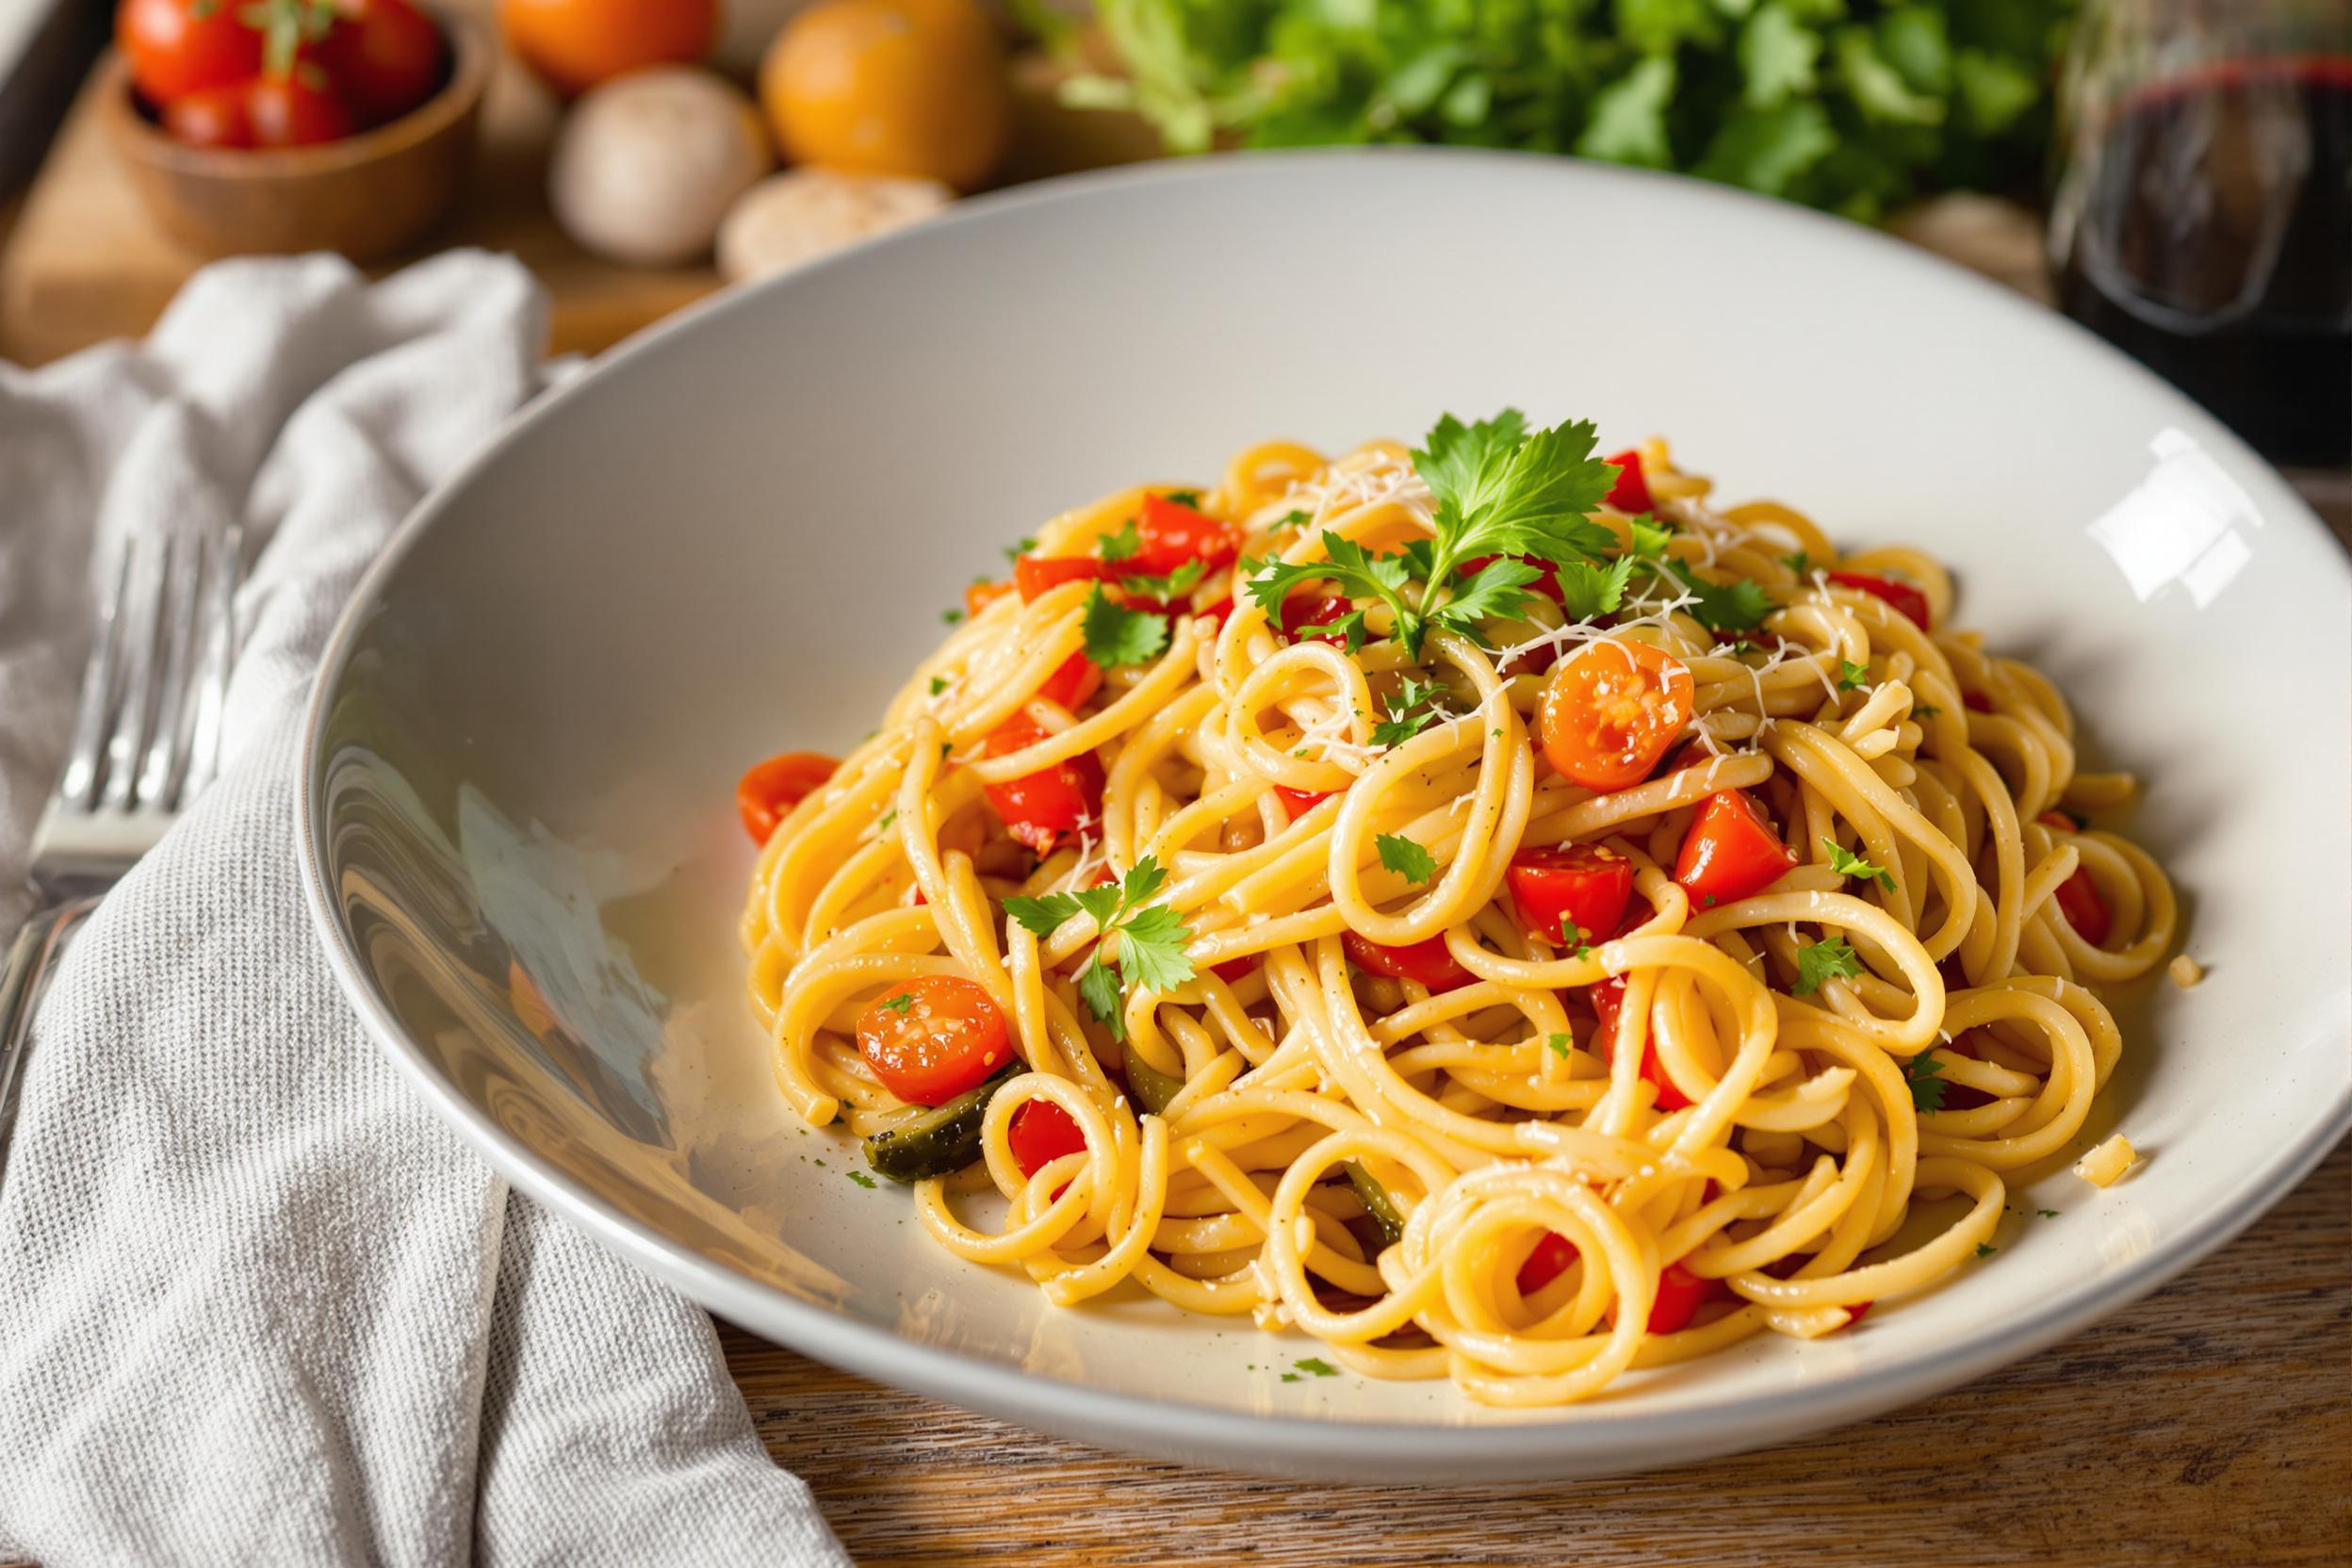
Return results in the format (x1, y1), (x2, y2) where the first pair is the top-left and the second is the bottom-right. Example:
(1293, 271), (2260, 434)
(54, 527), (241, 823)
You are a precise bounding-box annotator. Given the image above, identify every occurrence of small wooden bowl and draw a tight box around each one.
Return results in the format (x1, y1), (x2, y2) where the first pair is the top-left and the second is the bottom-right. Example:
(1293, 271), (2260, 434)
(104, 8), (490, 263)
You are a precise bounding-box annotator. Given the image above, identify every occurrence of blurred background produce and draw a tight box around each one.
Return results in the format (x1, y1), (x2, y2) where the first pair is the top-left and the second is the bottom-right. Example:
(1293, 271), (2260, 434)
(0, 0), (2342, 482)
(1065, 0), (2077, 220)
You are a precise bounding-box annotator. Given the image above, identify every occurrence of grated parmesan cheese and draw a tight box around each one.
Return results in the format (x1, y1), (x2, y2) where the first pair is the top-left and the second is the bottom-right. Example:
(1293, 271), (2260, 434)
(2074, 1134), (2138, 1188)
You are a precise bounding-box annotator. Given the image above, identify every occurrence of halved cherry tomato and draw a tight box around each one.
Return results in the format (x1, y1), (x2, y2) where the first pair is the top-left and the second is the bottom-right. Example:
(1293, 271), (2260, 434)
(1036, 651), (1102, 711)
(1826, 570), (1932, 630)
(1845, 1299), (1873, 1325)
(1342, 930), (1473, 991)
(1589, 974), (1693, 1112)
(855, 975), (1011, 1105)
(1506, 842), (1634, 947)
(1538, 638), (1694, 792)
(1646, 1261), (1722, 1333)
(1274, 786), (1333, 818)
(1198, 596), (1235, 631)
(1517, 1232), (1578, 1295)
(247, 74), (355, 146)
(161, 81), (254, 147)
(1014, 554), (1114, 601)
(1280, 594), (1354, 645)
(1008, 1098), (1086, 1177)
(317, 0), (446, 125)
(1603, 449), (1654, 514)
(966, 578), (1015, 617)
(2039, 811), (2114, 945)
(1674, 789), (1797, 907)
(737, 750), (839, 841)
(1135, 493), (1238, 576)
(1213, 956), (1259, 983)
(983, 712), (1102, 857)
(118, 0), (265, 105)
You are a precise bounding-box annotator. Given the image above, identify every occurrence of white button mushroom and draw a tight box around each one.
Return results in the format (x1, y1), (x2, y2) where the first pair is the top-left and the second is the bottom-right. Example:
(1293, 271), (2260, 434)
(716, 168), (952, 284)
(548, 66), (775, 268)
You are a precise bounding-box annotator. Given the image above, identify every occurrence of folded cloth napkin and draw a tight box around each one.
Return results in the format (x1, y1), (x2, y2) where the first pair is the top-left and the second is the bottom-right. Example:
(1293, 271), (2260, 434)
(0, 253), (850, 1568)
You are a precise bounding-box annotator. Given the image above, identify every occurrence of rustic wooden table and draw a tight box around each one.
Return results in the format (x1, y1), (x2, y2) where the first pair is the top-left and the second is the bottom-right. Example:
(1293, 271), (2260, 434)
(731, 1135), (2351, 1568)
(2, 28), (2346, 1568)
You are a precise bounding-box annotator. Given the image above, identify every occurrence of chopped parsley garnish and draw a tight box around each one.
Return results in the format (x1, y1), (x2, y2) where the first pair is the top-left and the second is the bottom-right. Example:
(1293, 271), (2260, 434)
(941, 608), (964, 625)
(1837, 659), (1870, 692)
(1822, 837), (1896, 891)
(1658, 560), (1776, 632)
(878, 991), (914, 1015)
(1791, 936), (1862, 996)
(1782, 550), (1813, 576)
(1004, 535), (1037, 562)
(1161, 489), (1201, 508)
(1545, 1033), (1571, 1058)
(1377, 832), (1437, 885)
(1371, 675), (1446, 748)
(1003, 856), (1196, 1041)
(1096, 518), (1142, 561)
(1556, 553), (1637, 621)
(847, 1170), (877, 1189)
(1280, 1372), (1299, 1382)
(928, 676), (949, 695)
(1627, 514), (1677, 559)
(1119, 558), (1208, 603)
(2036, 1208), (2059, 1218)
(1082, 582), (1169, 667)
(1294, 1356), (1338, 1378)
(877, 808), (897, 832)
(1913, 704), (1941, 720)
(1901, 1051), (1948, 1112)
(1559, 917), (1592, 958)
(1976, 1242), (1997, 1257)
(1717, 638), (1764, 658)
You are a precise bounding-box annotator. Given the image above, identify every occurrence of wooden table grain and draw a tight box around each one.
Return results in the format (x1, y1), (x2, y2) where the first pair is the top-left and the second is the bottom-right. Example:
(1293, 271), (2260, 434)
(724, 1134), (2351, 1568)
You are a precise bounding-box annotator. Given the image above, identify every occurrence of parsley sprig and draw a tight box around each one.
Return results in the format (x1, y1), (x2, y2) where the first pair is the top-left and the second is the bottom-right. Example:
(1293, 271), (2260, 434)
(1371, 675), (1447, 748)
(1082, 582), (1169, 667)
(1822, 837), (1896, 891)
(1901, 1050), (1948, 1112)
(1792, 936), (1862, 996)
(1003, 857), (1197, 1041)
(1241, 411), (1618, 658)
(1376, 832), (1437, 885)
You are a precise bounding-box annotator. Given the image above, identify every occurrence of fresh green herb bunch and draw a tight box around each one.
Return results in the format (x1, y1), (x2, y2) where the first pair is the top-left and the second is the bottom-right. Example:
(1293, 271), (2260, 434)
(1069, 0), (2074, 220)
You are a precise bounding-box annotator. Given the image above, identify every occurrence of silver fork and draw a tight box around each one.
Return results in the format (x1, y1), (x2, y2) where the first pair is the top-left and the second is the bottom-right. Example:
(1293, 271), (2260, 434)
(0, 527), (241, 1180)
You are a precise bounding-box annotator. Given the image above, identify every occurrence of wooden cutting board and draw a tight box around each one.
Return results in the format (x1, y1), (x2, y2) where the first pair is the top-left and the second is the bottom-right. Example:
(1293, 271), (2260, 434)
(0, 9), (1156, 368)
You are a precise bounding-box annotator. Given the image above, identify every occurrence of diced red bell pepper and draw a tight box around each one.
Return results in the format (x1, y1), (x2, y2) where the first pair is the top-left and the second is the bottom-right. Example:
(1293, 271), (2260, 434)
(982, 713), (1103, 858)
(1135, 493), (1239, 576)
(1274, 786), (1335, 819)
(1008, 1099), (1087, 1178)
(1342, 930), (1474, 991)
(1826, 570), (1932, 630)
(1674, 790), (1798, 908)
(1015, 554), (1114, 601)
(1603, 449), (1654, 514)
(1036, 652), (1102, 711)
(2038, 811), (2113, 945)
(1280, 594), (1354, 645)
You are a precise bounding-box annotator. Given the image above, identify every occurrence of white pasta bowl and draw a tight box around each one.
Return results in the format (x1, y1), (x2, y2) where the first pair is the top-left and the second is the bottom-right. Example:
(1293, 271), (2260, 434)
(298, 150), (2352, 1482)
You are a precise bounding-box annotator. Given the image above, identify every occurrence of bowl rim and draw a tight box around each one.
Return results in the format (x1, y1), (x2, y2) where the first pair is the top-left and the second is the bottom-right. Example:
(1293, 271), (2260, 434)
(103, 1), (489, 176)
(295, 147), (2352, 1478)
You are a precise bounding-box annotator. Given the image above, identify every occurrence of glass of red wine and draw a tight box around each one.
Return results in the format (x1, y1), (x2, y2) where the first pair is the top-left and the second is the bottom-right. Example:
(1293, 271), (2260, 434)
(2049, 0), (2351, 469)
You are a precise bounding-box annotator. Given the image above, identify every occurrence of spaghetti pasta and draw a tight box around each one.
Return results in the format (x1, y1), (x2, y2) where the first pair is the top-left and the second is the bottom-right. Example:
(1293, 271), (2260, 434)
(736, 415), (2178, 1406)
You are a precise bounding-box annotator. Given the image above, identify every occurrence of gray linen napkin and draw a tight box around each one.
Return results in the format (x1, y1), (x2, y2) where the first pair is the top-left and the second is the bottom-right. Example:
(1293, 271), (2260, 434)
(0, 253), (850, 1568)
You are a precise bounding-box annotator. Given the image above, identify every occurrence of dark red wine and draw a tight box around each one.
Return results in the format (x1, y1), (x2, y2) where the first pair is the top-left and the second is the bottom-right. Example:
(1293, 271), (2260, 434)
(2054, 57), (2352, 468)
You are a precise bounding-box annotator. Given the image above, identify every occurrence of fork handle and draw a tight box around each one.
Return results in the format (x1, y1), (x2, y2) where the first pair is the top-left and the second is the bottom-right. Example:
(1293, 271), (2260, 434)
(0, 897), (99, 1186)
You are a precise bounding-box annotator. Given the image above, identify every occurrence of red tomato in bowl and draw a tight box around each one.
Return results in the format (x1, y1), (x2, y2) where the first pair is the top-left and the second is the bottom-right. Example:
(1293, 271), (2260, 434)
(118, 0), (266, 105)
(247, 74), (356, 146)
(161, 81), (256, 147)
(318, 0), (447, 125)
